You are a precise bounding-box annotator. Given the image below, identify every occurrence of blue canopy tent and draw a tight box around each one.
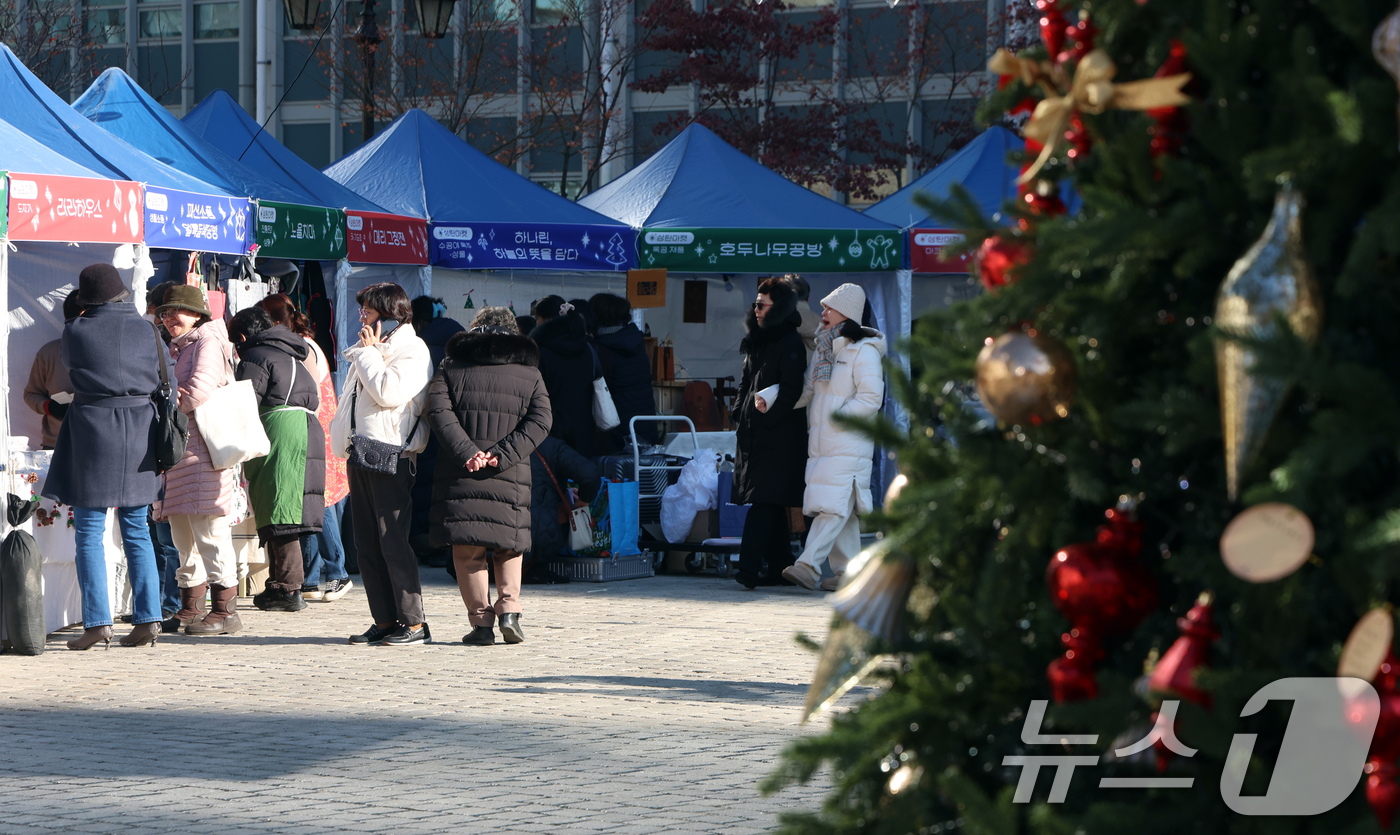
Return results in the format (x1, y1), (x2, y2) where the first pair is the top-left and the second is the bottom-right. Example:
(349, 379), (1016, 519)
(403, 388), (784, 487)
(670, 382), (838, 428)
(0, 45), (250, 258)
(321, 108), (638, 358)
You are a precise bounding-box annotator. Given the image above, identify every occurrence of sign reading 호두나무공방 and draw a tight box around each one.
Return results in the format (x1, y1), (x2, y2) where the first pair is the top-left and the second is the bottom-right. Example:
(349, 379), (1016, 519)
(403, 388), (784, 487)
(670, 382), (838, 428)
(345, 211), (430, 265)
(8, 172), (143, 243)
(429, 222), (637, 271)
(143, 186), (252, 255)
(255, 201), (348, 260)
(637, 228), (903, 272)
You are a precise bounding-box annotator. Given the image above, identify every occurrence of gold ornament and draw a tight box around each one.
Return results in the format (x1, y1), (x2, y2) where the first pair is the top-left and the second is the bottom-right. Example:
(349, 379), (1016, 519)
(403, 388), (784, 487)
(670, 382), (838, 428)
(974, 330), (1078, 426)
(802, 540), (916, 722)
(989, 48), (1192, 183)
(1340, 608), (1394, 682)
(883, 473), (908, 512)
(1374, 3), (1400, 150)
(1214, 181), (1323, 501)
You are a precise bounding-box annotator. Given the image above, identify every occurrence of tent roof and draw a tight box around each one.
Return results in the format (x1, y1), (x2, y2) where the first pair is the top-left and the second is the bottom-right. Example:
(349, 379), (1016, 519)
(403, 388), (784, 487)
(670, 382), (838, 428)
(321, 109), (625, 227)
(0, 45), (235, 197)
(0, 115), (109, 178)
(579, 122), (895, 231)
(864, 127), (1023, 229)
(182, 90), (389, 212)
(73, 69), (312, 206)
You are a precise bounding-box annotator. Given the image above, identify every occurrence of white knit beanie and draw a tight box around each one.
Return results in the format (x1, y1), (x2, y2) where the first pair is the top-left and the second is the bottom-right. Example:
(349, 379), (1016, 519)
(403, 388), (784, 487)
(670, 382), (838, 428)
(821, 283), (866, 324)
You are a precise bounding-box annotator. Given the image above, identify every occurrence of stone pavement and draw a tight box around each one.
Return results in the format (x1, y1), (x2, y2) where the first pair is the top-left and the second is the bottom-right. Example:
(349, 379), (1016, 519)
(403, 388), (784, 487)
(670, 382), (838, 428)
(0, 571), (843, 834)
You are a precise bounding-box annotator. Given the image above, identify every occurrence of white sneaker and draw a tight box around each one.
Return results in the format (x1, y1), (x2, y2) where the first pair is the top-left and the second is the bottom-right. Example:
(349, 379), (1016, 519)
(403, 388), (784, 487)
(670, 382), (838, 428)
(781, 562), (820, 591)
(321, 577), (354, 602)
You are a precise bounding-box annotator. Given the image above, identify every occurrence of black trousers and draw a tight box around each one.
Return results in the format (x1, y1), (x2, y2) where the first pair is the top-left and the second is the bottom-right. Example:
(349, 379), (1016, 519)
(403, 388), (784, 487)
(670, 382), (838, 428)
(737, 503), (793, 581)
(349, 457), (424, 626)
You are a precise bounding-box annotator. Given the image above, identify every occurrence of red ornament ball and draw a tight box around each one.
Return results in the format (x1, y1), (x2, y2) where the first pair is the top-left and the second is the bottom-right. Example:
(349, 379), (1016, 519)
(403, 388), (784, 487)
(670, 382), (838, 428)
(976, 236), (1032, 291)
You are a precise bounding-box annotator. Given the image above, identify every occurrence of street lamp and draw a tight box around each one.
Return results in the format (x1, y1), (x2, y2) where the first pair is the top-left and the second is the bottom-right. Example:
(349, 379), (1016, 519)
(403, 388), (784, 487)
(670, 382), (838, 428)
(282, 0), (323, 30)
(356, 0), (382, 142)
(414, 0), (459, 38)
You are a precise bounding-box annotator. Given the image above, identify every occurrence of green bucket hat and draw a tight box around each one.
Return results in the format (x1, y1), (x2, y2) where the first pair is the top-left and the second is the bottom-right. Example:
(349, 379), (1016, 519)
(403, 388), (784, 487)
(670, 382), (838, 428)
(156, 284), (212, 318)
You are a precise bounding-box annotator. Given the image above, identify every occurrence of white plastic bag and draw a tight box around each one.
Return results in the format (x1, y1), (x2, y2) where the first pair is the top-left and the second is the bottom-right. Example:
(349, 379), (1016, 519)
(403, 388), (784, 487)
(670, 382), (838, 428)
(660, 449), (720, 542)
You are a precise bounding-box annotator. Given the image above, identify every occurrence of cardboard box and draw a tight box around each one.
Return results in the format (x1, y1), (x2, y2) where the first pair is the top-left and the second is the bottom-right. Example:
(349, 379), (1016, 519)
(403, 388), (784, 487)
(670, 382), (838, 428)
(687, 509), (719, 542)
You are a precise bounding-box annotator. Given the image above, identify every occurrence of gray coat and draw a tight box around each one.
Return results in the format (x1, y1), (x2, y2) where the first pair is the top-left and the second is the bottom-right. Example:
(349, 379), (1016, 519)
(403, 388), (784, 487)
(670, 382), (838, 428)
(44, 303), (171, 509)
(427, 330), (552, 552)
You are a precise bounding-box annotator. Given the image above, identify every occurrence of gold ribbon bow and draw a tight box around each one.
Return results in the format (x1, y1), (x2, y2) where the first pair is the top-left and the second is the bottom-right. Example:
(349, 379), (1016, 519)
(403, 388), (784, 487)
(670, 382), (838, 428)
(992, 48), (1192, 184)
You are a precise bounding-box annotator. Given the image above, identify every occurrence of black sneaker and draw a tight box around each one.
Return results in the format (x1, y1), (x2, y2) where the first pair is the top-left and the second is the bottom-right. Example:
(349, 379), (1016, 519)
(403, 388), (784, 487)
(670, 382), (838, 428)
(321, 577), (354, 602)
(349, 623), (398, 645)
(463, 626), (495, 646)
(383, 622), (431, 646)
(253, 587), (307, 612)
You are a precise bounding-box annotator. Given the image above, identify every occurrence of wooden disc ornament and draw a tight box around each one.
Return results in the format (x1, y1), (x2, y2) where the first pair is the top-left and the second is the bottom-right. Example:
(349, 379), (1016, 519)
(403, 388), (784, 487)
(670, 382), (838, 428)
(1340, 608), (1395, 682)
(1218, 502), (1314, 583)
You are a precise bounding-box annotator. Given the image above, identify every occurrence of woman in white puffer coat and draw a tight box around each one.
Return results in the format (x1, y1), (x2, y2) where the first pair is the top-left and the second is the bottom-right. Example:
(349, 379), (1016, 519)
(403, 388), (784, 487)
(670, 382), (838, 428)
(780, 283), (885, 591)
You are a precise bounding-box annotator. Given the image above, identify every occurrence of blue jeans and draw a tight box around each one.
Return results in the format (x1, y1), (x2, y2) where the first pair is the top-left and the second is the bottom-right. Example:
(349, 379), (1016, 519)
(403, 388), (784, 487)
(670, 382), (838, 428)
(147, 512), (180, 615)
(73, 506), (161, 628)
(301, 498), (349, 587)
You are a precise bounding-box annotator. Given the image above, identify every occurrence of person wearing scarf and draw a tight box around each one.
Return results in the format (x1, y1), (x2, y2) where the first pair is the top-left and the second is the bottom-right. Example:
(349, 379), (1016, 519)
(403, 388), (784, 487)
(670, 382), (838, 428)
(782, 282), (887, 592)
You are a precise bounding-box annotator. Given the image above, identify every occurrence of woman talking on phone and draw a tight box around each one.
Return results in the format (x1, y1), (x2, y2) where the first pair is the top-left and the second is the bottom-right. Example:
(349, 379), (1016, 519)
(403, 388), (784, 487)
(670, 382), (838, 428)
(330, 283), (434, 646)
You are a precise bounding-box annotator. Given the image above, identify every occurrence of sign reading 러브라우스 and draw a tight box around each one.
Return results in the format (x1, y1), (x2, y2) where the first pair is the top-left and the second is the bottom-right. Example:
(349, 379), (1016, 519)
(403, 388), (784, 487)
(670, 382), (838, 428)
(255, 201), (348, 260)
(8, 172), (143, 243)
(143, 186), (252, 255)
(430, 223), (637, 271)
(637, 228), (903, 273)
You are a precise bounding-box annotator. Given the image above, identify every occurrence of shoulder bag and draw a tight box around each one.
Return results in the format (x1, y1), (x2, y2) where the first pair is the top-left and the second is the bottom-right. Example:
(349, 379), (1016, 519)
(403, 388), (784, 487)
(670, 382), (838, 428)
(588, 344), (621, 431)
(535, 448), (593, 552)
(195, 353), (271, 470)
(147, 320), (189, 472)
(346, 383), (422, 476)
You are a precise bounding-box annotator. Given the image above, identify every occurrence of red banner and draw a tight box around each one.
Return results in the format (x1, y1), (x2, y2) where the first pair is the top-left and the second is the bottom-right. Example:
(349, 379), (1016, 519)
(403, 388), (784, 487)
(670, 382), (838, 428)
(8, 173), (143, 243)
(910, 228), (972, 275)
(345, 211), (430, 265)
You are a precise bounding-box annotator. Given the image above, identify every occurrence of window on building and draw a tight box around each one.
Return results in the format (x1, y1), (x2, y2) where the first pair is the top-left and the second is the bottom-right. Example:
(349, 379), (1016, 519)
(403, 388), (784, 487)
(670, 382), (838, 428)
(196, 2), (239, 38)
(532, 0), (565, 25)
(480, 0), (520, 23)
(139, 7), (183, 39)
(87, 0), (126, 45)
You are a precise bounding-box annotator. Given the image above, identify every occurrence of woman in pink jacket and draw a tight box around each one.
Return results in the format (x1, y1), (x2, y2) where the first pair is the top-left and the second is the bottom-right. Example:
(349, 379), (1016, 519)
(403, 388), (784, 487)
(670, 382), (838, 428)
(154, 285), (243, 636)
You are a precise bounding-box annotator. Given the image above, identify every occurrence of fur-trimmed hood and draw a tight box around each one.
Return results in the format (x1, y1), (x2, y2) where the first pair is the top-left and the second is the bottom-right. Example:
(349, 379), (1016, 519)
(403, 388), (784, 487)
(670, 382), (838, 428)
(446, 329), (540, 368)
(740, 279), (801, 356)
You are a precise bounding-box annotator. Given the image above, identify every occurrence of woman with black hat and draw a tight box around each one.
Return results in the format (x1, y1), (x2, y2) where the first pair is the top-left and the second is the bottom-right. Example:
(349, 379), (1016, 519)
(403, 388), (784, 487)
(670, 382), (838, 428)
(44, 264), (170, 649)
(152, 285), (243, 635)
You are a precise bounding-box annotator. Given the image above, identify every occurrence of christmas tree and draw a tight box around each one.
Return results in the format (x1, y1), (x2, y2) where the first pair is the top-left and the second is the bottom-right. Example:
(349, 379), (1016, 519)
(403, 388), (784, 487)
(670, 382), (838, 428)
(762, 1), (1400, 833)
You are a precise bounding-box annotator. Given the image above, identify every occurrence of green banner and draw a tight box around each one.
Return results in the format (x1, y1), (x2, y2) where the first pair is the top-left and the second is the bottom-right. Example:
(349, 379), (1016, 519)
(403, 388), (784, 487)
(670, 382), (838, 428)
(0, 171), (9, 239)
(255, 201), (347, 260)
(637, 227), (902, 273)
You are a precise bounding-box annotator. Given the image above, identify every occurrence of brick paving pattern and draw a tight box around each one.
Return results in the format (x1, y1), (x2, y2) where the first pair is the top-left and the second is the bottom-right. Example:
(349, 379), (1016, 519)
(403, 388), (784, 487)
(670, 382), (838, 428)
(0, 573), (837, 834)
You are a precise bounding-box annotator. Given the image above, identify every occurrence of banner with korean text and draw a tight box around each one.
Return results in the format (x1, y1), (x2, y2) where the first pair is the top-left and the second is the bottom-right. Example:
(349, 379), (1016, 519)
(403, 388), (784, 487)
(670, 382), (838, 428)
(345, 211), (430, 265)
(7, 172), (142, 243)
(143, 186), (251, 255)
(255, 201), (347, 260)
(909, 228), (972, 275)
(430, 222), (636, 271)
(637, 228), (902, 273)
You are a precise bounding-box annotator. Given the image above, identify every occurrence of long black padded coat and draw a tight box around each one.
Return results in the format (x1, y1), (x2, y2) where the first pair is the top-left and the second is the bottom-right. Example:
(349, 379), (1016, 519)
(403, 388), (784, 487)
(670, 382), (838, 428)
(731, 282), (808, 508)
(44, 302), (171, 509)
(531, 313), (596, 457)
(427, 329), (553, 552)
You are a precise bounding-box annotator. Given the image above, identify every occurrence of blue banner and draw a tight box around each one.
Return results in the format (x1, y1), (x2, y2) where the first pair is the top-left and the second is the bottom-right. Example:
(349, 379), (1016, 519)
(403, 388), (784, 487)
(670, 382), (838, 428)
(143, 186), (251, 255)
(430, 222), (637, 271)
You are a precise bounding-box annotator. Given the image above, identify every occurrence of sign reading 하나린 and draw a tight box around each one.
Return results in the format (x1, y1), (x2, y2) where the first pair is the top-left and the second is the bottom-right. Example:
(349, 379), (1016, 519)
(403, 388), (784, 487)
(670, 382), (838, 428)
(638, 227), (902, 273)
(430, 222), (637, 271)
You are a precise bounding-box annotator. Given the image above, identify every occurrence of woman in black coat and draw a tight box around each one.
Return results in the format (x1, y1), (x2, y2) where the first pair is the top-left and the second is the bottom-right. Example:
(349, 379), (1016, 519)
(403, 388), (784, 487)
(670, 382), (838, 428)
(228, 307), (325, 614)
(589, 293), (658, 453)
(732, 276), (809, 589)
(530, 295), (597, 457)
(427, 307), (552, 647)
(528, 435), (600, 580)
(45, 264), (170, 650)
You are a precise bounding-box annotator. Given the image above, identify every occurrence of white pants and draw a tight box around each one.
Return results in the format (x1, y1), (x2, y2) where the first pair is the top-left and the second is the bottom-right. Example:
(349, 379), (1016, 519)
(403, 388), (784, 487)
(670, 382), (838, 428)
(796, 488), (860, 577)
(169, 513), (238, 588)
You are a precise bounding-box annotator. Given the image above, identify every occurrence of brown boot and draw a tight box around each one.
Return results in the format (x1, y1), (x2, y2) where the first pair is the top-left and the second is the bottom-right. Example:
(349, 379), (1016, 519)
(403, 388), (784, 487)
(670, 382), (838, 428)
(161, 582), (208, 634)
(187, 584), (242, 635)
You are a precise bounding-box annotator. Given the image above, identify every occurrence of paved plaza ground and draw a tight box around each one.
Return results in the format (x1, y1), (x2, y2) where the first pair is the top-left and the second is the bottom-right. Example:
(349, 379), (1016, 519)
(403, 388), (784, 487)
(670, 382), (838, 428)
(0, 571), (841, 834)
